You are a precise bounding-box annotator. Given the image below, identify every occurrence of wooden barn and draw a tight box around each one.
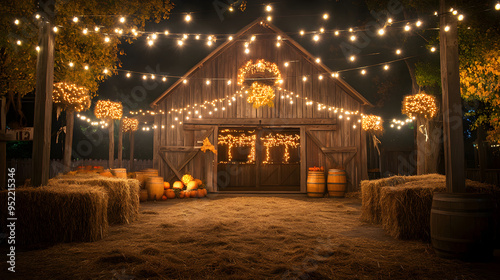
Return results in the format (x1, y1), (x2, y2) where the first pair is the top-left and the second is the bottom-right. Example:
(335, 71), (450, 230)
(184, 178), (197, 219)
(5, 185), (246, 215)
(150, 18), (373, 193)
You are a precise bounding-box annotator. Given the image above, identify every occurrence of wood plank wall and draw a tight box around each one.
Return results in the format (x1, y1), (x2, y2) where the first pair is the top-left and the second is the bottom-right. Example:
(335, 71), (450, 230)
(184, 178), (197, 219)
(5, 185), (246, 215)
(154, 23), (366, 192)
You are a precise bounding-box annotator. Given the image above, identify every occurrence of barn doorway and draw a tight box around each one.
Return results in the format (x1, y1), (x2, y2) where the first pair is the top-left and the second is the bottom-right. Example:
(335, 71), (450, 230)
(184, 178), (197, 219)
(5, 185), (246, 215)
(217, 127), (301, 192)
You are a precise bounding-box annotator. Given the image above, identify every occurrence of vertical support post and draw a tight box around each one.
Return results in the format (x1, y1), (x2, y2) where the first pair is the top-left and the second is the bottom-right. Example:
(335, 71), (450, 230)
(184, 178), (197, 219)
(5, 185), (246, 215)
(108, 120), (114, 169)
(439, 0), (465, 193)
(63, 109), (74, 172)
(118, 118), (123, 168)
(32, 0), (55, 186)
(129, 131), (135, 171)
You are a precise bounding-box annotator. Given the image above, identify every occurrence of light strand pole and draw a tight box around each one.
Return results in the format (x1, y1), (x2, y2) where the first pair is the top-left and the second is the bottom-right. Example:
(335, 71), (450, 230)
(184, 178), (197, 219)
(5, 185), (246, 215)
(32, 0), (55, 186)
(430, 0), (494, 261)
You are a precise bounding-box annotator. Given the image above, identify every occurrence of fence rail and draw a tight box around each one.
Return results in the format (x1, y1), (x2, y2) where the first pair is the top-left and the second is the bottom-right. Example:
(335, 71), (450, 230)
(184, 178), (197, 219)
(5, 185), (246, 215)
(7, 158), (153, 185)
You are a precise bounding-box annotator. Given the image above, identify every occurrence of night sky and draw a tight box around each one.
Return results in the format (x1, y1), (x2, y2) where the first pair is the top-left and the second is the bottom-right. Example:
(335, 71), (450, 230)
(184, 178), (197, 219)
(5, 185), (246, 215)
(12, 0), (435, 159)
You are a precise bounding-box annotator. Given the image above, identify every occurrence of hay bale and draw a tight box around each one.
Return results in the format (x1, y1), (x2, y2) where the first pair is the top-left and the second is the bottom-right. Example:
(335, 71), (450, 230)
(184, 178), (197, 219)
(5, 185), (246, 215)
(360, 174), (443, 224)
(0, 184), (108, 246)
(49, 176), (140, 225)
(379, 177), (499, 242)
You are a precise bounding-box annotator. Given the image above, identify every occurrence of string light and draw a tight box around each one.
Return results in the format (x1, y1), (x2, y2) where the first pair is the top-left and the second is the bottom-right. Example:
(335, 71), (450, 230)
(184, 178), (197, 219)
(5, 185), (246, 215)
(266, 5), (272, 12)
(14, 19), (19, 25)
(323, 13), (329, 20)
(53, 26), (58, 33)
(95, 100), (123, 120)
(185, 14), (192, 22)
(53, 82), (91, 112)
(416, 20), (422, 27)
(396, 49), (401, 55)
(119, 17), (126, 23)
(313, 34), (320, 42)
(122, 117), (139, 132)
(350, 55), (355, 62)
(334, 30), (339, 36)
(315, 58), (321, 63)
(72, 17), (78, 23)
(300, 30), (305, 36)
(384, 65), (389, 70)
(16, 40), (21, 45)
(402, 92), (437, 119)
(444, 25), (450, 32)
(267, 16), (272, 22)
(496, 3), (500, 10)
(350, 35), (356, 41)
(378, 28), (385, 36)
(362, 115), (383, 134)
(430, 47), (436, 52)
(404, 24), (411, 31)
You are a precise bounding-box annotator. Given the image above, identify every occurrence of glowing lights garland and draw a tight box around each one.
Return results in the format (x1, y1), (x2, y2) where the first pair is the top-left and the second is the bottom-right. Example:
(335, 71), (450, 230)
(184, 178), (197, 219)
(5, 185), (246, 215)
(52, 82), (91, 112)
(94, 100), (123, 120)
(122, 117), (139, 132)
(402, 92), (438, 119)
(390, 118), (415, 129)
(260, 133), (300, 164)
(362, 115), (384, 134)
(217, 133), (256, 163)
(237, 59), (282, 108)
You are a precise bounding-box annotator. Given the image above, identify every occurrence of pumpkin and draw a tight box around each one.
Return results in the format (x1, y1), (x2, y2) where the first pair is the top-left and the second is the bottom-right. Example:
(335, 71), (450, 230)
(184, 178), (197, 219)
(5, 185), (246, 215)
(190, 190), (198, 198)
(181, 174), (194, 185)
(184, 191), (190, 198)
(194, 179), (203, 186)
(197, 189), (205, 198)
(186, 180), (198, 190)
(179, 190), (186, 198)
(161, 195), (167, 201)
(166, 189), (176, 199)
(163, 181), (170, 189)
(173, 181), (184, 189)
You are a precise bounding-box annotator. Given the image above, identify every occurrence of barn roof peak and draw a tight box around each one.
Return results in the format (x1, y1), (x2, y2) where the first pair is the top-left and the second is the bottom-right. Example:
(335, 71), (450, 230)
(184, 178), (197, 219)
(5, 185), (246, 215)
(151, 17), (373, 107)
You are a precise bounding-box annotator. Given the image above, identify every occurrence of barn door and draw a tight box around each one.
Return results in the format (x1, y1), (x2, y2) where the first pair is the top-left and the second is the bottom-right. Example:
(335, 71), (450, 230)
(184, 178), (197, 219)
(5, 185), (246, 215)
(216, 127), (300, 191)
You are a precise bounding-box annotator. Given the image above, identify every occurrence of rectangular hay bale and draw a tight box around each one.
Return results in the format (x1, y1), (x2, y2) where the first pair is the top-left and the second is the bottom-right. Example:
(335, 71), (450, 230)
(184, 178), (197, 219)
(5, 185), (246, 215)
(0, 185), (108, 246)
(49, 175), (140, 225)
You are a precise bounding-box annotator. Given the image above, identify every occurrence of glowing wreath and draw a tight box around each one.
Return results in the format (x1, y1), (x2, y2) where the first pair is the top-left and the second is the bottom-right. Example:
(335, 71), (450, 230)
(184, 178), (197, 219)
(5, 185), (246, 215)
(402, 92), (437, 119)
(237, 59), (282, 108)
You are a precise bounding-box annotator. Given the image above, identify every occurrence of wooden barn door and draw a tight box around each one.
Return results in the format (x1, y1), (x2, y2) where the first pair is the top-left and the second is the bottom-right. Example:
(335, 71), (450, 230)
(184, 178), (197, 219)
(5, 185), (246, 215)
(217, 127), (301, 192)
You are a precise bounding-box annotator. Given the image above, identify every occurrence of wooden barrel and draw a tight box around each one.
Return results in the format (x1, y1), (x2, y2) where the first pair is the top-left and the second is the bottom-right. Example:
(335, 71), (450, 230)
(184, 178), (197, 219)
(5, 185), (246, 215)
(431, 193), (494, 260)
(327, 169), (347, 197)
(137, 169), (159, 189)
(146, 176), (165, 201)
(307, 171), (325, 198)
(111, 168), (127, 178)
(139, 189), (148, 202)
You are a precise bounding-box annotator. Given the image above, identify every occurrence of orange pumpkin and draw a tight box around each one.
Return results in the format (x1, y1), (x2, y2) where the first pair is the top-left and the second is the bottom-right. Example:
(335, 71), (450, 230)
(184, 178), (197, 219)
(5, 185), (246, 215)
(186, 180), (198, 190)
(161, 195), (167, 201)
(197, 189), (205, 198)
(194, 179), (203, 186)
(163, 181), (170, 189)
(184, 191), (190, 198)
(166, 189), (175, 199)
(190, 190), (198, 198)
(179, 190), (186, 198)
(173, 181), (184, 189)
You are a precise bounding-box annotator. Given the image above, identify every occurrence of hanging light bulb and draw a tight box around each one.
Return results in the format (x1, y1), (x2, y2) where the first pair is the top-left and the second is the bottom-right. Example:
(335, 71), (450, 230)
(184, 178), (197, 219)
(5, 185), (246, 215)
(396, 49), (401, 55)
(119, 17), (126, 23)
(350, 35), (356, 41)
(284, 62), (289, 67)
(302, 76), (307, 82)
(384, 65), (389, 70)
(404, 24), (411, 31)
(126, 73), (131, 78)
(361, 69), (366, 75)
(147, 40), (153, 46)
(142, 75), (147, 80)
(323, 13), (329, 20)
(94, 26), (100, 32)
(416, 20), (422, 27)
(16, 40), (22, 45)
(84, 65), (89, 70)
(318, 75), (323, 80)
(53, 26), (58, 33)
(315, 58), (321, 63)
(350, 55), (355, 61)
(178, 40), (183, 46)
(430, 46), (437, 52)
(334, 30), (339, 36)
(300, 30), (305, 36)
(444, 25), (450, 32)
(313, 34), (320, 41)
(378, 28), (385, 35)
(82, 28), (88, 35)
(104, 36), (110, 43)
(228, 36), (233, 41)
(266, 5), (272, 12)
(267, 16), (272, 21)
(458, 14), (464, 21)
(162, 77), (167, 82)
(185, 14), (192, 22)
(72, 17), (78, 23)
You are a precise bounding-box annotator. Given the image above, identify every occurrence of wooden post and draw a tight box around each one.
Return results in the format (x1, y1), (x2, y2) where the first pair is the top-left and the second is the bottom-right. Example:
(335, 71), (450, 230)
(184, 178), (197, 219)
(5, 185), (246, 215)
(63, 109), (74, 172)
(439, 0), (465, 193)
(129, 131), (134, 171)
(32, 1), (55, 186)
(108, 120), (114, 169)
(0, 97), (6, 189)
(416, 118), (426, 175)
(118, 118), (123, 168)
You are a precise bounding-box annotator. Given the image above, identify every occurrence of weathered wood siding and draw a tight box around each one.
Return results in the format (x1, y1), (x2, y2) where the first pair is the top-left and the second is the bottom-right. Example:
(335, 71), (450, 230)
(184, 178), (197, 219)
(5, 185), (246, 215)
(153, 22), (368, 192)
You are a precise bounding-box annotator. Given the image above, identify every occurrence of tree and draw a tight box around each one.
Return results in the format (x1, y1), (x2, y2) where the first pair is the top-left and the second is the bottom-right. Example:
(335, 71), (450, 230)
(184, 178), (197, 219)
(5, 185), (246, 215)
(1, 0), (174, 117)
(95, 100), (122, 169)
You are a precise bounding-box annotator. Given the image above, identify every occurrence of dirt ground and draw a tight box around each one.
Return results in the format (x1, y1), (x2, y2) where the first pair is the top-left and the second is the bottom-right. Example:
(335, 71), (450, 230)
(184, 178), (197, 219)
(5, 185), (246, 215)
(1, 194), (499, 280)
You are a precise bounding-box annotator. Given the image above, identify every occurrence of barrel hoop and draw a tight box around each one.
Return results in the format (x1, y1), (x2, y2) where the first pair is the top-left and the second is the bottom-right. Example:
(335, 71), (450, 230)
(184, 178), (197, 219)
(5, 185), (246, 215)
(307, 192), (325, 194)
(328, 174), (346, 176)
(431, 209), (493, 217)
(327, 183), (346, 185)
(307, 182), (326, 185)
(431, 236), (481, 243)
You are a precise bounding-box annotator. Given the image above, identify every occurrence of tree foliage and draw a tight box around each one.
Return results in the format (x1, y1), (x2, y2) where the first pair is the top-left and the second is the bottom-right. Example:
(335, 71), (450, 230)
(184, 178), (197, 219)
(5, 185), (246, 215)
(0, 0), (173, 122)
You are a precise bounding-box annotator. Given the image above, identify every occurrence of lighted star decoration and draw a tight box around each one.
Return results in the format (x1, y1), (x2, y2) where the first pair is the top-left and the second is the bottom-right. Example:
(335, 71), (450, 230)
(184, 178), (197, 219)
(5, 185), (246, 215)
(402, 92), (438, 119)
(200, 137), (217, 154)
(94, 100), (123, 120)
(52, 82), (91, 112)
(362, 114), (384, 135)
(122, 117), (139, 132)
(237, 59), (282, 108)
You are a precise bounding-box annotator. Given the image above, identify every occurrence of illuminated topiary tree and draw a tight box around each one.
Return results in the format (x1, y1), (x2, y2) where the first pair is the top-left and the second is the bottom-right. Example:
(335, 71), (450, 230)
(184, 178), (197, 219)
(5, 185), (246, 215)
(402, 92), (438, 175)
(53, 82), (91, 172)
(362, 114), (384, 173)
(121, 117), (139, 170)
(94, 100), (123, 168)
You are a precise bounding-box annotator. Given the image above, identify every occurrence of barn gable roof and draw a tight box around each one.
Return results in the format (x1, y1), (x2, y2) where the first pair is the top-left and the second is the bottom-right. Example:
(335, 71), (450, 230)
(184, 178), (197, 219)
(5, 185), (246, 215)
(150, 18), (373, 107)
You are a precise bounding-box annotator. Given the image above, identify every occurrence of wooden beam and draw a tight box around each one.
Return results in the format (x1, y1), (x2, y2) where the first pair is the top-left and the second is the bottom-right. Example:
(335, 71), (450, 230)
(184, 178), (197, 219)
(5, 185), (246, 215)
(300, 126), (306, 193)
(183, 124), (215, 131)
(307, 125), (337, 131)
(63, 110), (74, 173)
(118, 118), (123, 168)
(305, 129), (336, 163)
(321, 147), (357, 153)
(159, 152), (183, 182)
(32, 2), (55, 187)
(439, 0), (465, 193)
(159, 146), (202, 152)
(185, 118), (337, 126)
